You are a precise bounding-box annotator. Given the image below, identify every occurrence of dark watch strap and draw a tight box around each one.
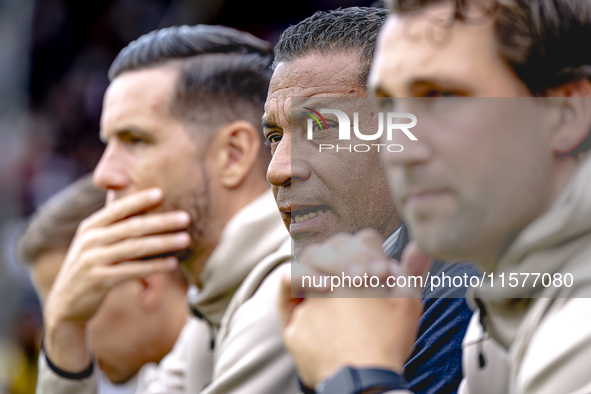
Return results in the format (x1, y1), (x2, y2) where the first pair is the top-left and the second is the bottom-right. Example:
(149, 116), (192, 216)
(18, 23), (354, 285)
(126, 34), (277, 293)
(316, 367), (406, 394)
(45, 352), (94, 380)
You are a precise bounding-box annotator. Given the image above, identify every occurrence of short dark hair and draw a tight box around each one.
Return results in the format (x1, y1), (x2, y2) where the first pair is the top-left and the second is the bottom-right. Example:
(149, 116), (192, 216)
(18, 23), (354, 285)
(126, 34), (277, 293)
(388, 0), (591, 95)
(109, 25), (273, 136)
(17, 174), (105, 266)
(273, 7), (388, 86)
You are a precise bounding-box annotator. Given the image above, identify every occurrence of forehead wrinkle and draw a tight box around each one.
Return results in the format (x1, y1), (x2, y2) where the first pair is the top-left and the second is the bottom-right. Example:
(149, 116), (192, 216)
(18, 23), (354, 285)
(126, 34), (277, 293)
(263, 98), (279, 126)
(267, 54), (369, 131)
(281, 96), (291, 127)
(262, 95), (292, 131)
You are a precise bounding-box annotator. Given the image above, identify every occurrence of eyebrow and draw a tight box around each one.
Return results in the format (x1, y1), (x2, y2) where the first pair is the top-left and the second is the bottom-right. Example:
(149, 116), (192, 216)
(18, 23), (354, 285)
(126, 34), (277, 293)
(261, 119), (277, 129)
(368, 82), (391, 98)
(369, 76), (473, 97)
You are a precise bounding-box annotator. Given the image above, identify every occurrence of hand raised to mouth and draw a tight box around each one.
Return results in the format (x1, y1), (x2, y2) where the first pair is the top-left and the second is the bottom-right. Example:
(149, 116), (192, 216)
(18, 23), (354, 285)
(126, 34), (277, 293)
(43, 188), (191, 374)
(277, 229), (432, 388)
(287, 228), (431, 297)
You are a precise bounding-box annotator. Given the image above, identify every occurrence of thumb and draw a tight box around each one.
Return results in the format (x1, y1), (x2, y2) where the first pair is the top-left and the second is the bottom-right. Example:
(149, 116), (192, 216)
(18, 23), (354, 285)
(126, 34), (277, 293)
(400, 241), (432, 288)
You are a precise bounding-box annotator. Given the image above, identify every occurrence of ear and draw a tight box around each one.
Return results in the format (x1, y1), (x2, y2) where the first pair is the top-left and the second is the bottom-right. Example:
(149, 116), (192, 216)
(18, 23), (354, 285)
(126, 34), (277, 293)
(547, 79), (591, 156)
(211, 120), (262, 189)
(136, 273), (165, 312)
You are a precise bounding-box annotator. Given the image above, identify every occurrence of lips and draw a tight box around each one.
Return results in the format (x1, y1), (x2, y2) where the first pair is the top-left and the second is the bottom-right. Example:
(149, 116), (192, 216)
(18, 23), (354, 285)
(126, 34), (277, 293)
(278, 204), (331, 229)
(403, 189), (451, 209)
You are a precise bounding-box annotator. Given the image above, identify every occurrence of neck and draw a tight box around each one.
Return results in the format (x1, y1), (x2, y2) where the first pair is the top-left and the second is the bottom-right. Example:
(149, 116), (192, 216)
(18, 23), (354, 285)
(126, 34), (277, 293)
(185, 184), (271, 287)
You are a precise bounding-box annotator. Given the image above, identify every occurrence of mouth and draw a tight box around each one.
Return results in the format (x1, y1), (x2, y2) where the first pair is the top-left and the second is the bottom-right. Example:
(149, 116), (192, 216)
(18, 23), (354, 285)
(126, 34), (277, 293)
(403, 189), (451, 208)
(289, 205), (331, 224)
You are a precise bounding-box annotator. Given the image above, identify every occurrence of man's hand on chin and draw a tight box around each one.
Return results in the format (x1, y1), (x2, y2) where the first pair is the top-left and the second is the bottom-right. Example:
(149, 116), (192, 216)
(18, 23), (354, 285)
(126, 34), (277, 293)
(43, 188), (191, 373)
(278, 230), (431, 388)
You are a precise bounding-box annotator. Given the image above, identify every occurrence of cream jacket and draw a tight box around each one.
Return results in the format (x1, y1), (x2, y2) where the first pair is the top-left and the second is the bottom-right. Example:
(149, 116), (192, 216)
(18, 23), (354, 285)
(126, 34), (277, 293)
(37, 190), (299, 394)
(386, 153), (591, 394)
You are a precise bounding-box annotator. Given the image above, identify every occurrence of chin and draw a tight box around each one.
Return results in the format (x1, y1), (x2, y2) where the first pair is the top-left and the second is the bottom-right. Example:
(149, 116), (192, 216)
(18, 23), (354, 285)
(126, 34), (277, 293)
(97, 360), (133, 384)
(414, 221), (479, 263)
(292, 233), (331, 260)
(409, 220), (454, 258)
(104, 369), (135, 385)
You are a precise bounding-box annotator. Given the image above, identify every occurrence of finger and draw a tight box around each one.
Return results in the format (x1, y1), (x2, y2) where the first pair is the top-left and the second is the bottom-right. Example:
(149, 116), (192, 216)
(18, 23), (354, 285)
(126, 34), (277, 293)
(326, 232), (389, 277)
(97, 257), (179, 287)
(291, 261), (329, 294)
(356, 228), (386, 251)
(105, 189), (115, 207)
(400, 241), (432, 289)
(298, 240), (357, 285)
(298, 242), (340, 272)
(92, 232), (191, 264)
(83, 211), (191, 248)
(83, 188), (164, 230)
(355, 229), (391, 277)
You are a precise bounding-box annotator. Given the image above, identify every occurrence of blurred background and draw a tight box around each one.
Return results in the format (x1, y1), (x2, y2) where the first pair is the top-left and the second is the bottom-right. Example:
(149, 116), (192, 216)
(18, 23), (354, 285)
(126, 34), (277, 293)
(0, 0), (378, 392)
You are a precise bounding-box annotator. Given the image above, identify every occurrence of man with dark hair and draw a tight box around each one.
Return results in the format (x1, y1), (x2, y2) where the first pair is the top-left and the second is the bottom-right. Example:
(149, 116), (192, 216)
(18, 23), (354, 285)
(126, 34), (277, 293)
(279, 1), (591, 393)
(17, 174), (191, 393)
(38, 25), (298, 394)
(264, 7), (477, 394)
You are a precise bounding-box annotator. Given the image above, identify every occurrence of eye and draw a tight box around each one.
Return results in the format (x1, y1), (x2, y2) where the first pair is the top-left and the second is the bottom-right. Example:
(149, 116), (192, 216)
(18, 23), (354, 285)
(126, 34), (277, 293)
(127, 136), (144, 144)
(311, 122), (325, 132)
(118, 132), (145, 145)
(423, 89), (458, 98)
(265, 132), (282, 145)
(264, 132), (283, 155)
(377, 97), (395, 111)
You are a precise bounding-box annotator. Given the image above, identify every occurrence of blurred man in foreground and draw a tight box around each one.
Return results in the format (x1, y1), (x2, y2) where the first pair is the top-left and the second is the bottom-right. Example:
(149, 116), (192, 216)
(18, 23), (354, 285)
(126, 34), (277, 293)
(17, 174), (191, 393)
(264, 7), (477, 394)
(279, 0), (591, 393)
(37, 25), (297, 394)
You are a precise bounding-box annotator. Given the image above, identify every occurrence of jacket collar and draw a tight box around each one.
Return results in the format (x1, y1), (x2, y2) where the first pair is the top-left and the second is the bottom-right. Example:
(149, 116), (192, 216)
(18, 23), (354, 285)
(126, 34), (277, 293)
(471, 152), (591, 347)
(189, 189), (289, 328)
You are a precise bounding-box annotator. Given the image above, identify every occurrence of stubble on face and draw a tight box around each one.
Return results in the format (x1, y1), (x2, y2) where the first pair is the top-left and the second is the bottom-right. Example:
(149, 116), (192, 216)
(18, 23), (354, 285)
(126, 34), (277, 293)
(265, 54), (402, 258)
(169, 158), (211, 266)
(100, 66), (215, 272)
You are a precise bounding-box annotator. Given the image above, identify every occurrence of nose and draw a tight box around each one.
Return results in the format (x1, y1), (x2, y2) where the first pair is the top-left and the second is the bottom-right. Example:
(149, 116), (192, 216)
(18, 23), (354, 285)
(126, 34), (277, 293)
(93, 143), (131, 191)
(266, 132), (310, 187)
(381, 136), (432, 169)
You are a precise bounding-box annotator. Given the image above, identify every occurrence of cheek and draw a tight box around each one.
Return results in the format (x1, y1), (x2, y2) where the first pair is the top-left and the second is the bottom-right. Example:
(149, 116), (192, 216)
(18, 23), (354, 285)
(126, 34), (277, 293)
(87, 289), (132, 350)
(143, 147), (202, 199)
(136, 131), (201, 182)
(440, 108), (549, 216)
(385, 165), (405, 203)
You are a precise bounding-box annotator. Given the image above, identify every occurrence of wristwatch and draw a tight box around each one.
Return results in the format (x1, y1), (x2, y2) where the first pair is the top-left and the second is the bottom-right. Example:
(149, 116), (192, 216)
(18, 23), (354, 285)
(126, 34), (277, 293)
(315, 367), (406, 394)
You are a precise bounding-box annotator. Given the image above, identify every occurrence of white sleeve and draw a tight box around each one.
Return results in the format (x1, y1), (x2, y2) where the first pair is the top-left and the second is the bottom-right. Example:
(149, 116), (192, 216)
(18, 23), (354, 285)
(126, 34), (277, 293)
(37, 317), (213, 394)
(36, 351), (98, 394)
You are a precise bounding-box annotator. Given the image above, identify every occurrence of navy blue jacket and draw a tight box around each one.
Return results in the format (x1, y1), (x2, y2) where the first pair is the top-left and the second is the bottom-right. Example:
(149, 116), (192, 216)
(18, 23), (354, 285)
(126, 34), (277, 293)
(391, 224), (479, 394)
